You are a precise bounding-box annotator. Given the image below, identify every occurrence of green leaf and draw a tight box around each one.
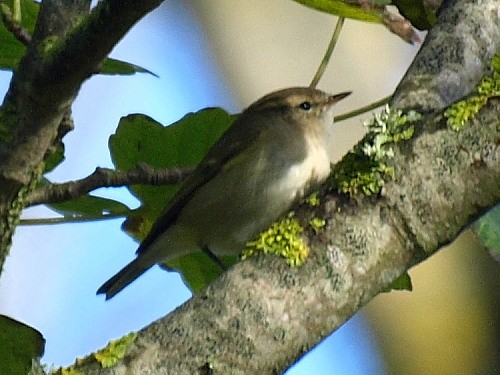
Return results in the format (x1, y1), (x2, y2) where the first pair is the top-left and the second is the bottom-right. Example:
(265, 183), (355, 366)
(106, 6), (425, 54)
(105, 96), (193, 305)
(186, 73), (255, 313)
(292, 0), (384, 23)
(47, 193), (130, 218)
(101, 58), (157, 77)
(0, 0), (38, 70)
(392, 0), (436, 30)
(0, 1), (155, 76)
(472, 205), (500, 263)
(0, 314), (45, 375)
(109, 109), (234, 291)
(43, 143), (65, 173)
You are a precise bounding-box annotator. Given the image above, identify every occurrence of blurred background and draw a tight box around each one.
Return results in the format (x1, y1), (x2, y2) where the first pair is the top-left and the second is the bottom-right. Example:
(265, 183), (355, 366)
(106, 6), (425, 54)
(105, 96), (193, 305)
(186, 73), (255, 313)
(0, 0), (499, 373)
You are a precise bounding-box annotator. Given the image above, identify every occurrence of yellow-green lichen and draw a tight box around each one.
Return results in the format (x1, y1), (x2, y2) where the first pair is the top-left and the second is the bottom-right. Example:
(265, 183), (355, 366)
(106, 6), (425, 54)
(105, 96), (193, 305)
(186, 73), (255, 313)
(94, 332), (137, 368)
(39, 35), (61, 56)
(445, 56), (500, 131)
(242, 213), (309, 266)
(50, 366), (84, 375)
(331, 106), (420, 196)
(309, 217), (326, 234)
(305, 192), (321, 207)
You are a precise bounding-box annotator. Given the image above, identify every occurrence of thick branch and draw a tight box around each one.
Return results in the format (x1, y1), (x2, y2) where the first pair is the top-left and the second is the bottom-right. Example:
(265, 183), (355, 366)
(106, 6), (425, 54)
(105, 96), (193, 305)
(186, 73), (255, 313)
(26, 164), (194, 207)
(392, 0), (500, 110)
(69, 0), (499, 373)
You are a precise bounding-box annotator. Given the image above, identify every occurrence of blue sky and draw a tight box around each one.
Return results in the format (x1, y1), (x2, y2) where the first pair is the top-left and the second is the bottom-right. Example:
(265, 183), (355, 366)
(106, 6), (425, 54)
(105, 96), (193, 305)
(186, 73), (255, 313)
(0, 1), (385, 373)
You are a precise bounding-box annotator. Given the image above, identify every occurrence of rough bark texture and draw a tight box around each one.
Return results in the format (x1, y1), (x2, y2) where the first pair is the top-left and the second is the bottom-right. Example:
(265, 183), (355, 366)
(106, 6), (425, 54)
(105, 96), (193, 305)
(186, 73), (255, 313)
(61, 0), (498, 374)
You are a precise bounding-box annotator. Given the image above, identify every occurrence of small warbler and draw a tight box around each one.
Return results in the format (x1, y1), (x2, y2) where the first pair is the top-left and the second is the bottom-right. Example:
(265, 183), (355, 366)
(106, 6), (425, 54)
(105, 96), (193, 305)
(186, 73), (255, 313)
(97, 87), (350, 299)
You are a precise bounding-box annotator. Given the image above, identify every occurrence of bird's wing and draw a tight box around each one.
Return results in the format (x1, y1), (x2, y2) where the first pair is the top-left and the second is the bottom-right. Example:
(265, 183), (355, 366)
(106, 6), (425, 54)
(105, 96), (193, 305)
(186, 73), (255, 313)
(136, 112), (265, 255)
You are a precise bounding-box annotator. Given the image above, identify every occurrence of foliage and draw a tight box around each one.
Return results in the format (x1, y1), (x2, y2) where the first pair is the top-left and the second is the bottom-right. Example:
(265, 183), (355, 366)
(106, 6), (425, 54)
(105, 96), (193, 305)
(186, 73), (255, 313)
(0, 314), (45, 375)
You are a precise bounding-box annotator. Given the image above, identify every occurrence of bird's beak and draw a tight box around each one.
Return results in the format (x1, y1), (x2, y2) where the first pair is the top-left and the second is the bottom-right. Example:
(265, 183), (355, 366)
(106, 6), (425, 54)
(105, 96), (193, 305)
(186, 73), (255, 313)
(328, 91), (352, 104)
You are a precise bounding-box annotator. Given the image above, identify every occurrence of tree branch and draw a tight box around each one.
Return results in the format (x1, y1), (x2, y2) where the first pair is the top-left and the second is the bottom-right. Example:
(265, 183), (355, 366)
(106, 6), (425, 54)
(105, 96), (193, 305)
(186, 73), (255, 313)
(26, 164), (194, 207)
(392, 0), (500, 110)
(0, 0), (164, 274)
(67, 0), (499, 373)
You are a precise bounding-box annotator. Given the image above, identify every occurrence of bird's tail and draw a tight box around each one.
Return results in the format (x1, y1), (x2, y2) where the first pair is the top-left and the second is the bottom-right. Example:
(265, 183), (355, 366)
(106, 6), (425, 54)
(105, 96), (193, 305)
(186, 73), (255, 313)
(97, 258), (153, 300)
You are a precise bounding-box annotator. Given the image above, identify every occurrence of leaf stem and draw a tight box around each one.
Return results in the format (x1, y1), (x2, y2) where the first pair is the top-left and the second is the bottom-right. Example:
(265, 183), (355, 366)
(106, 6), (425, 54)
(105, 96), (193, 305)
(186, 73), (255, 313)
(310, 17), (345, 88)
(334, 95), (392, 122)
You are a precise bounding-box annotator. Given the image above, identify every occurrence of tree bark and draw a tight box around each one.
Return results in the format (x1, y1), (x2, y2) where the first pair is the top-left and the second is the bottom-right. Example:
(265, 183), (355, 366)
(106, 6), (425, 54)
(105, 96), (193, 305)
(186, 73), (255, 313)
(62, 0), (499, 373)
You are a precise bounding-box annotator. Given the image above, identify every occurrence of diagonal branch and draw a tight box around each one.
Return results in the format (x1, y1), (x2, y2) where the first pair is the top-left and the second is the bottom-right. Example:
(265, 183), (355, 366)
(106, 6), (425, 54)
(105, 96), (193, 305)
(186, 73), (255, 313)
(68, 0), (500, 373)
(26, 164), (194, 207)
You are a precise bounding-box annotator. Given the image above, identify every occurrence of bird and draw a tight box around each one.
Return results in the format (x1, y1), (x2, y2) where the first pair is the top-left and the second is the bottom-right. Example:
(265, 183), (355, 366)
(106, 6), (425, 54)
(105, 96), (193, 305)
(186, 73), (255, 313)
(97, 87), (351, 299)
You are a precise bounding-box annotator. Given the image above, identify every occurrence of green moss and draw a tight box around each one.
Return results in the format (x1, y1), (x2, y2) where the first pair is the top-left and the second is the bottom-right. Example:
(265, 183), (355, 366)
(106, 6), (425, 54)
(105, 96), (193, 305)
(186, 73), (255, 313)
(445, 57), (500, 131)
(332, 106), (420, 196)
(94, 332), (137, 368)
(242, 213), (309, 266)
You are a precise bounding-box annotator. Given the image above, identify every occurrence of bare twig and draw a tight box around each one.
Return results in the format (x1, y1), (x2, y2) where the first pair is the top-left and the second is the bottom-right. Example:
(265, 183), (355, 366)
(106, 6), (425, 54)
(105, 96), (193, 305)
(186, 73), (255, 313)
(25, 164), (194, 207)
(382, 8), (422, 45)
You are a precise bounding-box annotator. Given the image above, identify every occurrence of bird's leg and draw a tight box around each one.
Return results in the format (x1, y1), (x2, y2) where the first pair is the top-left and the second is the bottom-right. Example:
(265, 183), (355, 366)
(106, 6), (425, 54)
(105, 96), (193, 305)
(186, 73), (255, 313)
(201, 246), (227, 271)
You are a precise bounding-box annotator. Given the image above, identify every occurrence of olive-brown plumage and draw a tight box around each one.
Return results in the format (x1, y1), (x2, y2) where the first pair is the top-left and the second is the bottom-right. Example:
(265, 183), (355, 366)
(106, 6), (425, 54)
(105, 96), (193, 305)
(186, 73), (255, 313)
(97, 87), (350, 299)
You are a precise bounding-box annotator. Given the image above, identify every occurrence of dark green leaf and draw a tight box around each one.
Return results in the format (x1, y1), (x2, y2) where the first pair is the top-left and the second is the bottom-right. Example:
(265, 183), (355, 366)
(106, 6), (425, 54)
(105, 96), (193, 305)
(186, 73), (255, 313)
(47, 194), (130, 217)
(43, 143), (65, 173)
(101, 58), (157, 77)
(0, 0), (38, 71)
(0, 314), (45, 375)
(472, 204), (500, 263)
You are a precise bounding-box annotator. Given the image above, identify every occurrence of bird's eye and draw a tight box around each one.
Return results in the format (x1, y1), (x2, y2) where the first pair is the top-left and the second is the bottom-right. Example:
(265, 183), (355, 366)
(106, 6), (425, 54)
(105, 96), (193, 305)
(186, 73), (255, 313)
(298, 101), (312, 111)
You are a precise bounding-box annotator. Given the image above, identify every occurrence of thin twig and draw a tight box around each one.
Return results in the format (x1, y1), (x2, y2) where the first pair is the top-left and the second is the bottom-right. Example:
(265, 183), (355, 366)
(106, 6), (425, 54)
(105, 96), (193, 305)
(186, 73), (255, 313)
(25, 164), (195, 207)
(310, 17), (345, 88)
(334, 95), (392, 122)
